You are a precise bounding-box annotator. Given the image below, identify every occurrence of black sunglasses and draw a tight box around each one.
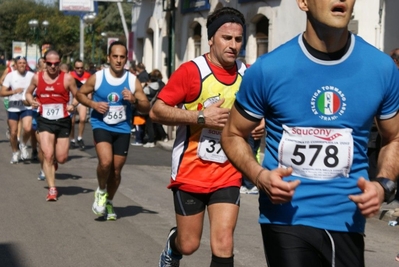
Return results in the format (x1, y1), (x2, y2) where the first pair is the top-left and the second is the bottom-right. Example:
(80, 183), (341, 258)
(46, 61), (60, 67)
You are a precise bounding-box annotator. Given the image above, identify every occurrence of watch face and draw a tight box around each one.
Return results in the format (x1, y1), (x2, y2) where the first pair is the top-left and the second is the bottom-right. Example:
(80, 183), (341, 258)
(198, 116), (205, 124)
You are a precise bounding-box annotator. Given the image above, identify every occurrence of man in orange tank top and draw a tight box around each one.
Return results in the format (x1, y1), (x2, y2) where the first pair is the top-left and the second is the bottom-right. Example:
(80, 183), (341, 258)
(25, 50), (78, 201)
(151, 7), (264, 267)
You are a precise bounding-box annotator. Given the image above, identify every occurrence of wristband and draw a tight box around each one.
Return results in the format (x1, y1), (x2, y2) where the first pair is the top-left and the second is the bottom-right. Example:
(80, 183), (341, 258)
(255, 169), (266, 188)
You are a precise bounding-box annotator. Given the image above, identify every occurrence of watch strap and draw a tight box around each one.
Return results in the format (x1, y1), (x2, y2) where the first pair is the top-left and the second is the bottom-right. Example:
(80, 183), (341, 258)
(375, 177), (396, 203)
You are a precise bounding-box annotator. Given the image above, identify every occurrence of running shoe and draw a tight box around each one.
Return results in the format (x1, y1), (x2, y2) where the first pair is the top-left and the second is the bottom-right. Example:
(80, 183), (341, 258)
(5, 128), (10, 140)
(143, 142), (155, 148)
(159, 227), (182, 267)
(31, 149), (38, 161)
(131, 142), (143, 146)
(10, 152), (19, 164)
(92, 190), (108, 216)
(38, 170), (45, 181)
(105, 201), (117, 221)
(247, 186), (259, 195)
(239, 186), (249, 194)
(46, 187), (58, 201)
(77, 139), (85, 150)
(19, 143), (29, 160)
(70, 139), (76, 148)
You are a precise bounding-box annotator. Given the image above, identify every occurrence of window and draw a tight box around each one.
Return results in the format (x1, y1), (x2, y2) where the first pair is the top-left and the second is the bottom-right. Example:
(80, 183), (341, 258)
(193, 23), (202, 57)
(256, 16), (269, 57)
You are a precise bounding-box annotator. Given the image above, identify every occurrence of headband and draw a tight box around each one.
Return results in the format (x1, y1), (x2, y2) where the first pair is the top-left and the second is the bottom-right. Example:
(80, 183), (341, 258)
(207, 14), (244, 40)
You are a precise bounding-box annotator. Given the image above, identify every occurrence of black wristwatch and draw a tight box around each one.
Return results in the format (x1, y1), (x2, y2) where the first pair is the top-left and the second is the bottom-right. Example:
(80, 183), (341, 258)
(197, 110), (205, 125)
(375, 177), (396, 203)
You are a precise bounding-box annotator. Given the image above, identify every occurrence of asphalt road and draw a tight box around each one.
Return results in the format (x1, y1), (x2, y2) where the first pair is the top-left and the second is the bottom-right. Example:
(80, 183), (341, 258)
(0, 102), (398, 267)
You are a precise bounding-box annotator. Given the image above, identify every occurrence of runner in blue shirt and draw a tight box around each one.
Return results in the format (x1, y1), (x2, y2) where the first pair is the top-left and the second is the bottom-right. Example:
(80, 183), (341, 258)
(221, 1), (399, 266)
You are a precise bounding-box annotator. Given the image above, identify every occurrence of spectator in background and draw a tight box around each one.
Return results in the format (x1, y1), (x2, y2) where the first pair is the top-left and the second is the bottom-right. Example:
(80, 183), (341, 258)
(36, 57), (46, 72)
(70, 59), (91, 150)
(129, 61), (137, 76)
(142, 69), (167, 147)
(390, 48), (399, 69)
(132, 62), (149, 142)
(0, 55), (5, 66)
(60, 63), (70, 73)
(135, 62), (149, 86)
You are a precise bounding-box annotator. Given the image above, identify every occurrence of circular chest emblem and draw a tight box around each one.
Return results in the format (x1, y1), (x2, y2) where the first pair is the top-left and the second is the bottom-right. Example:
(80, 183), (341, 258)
(311, 86), (346, 121)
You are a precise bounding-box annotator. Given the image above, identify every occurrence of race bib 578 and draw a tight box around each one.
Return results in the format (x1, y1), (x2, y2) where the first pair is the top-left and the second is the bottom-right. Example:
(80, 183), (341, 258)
(278, 125), (353, 180)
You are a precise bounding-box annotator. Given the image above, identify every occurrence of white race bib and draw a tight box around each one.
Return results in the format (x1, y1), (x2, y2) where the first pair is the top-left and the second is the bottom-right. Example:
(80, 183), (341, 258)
(278, 125), (353, 180)
(197, 128), (227, 163)
(42, 104), (63, 120)
(103, 105), (126, 125)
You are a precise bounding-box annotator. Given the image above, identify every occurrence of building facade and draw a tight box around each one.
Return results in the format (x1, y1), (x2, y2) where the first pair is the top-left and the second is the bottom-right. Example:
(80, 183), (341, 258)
(130, 0), (399, 138)
(131, 0), (399, 81)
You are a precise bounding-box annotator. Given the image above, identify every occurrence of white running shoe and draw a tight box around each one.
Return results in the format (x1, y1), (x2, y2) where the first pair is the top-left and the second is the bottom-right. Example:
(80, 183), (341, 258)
(38, 170), (45, 181)
(240, 186), (249, 194)
(143, 142), (155, 148)
(19, 143), (29, 160)
(247, 186), (259, 195)
(92, 190), (108, 216)
(10, 152), (19, 164)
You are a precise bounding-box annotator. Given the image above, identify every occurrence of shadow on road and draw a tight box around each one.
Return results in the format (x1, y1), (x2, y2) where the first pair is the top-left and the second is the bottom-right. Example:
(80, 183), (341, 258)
(55, 172), (83, 181)
(0, 243), (28, 267)
(43, 186), (94, 198)
(116, 205), (158, 219)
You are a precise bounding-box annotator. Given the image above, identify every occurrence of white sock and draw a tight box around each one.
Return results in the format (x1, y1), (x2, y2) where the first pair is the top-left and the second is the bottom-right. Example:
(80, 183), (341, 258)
(97, 187), (107, 194)
(77, 136), (82, 141)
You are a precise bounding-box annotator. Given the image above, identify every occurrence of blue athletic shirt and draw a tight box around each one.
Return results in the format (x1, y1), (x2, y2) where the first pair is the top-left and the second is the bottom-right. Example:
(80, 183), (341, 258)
(236, 33), (399, 233)
(90, 68), (136, 134)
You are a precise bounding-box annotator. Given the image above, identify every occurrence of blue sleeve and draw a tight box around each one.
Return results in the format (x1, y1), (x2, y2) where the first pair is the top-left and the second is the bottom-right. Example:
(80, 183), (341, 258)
(236, 58), (266, 120)
(379, 63), (399, 120)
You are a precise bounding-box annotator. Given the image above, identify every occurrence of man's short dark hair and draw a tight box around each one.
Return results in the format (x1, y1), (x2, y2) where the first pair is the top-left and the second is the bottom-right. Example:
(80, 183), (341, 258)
(74, 59), (83, 66)
(108, 41), (128, 56)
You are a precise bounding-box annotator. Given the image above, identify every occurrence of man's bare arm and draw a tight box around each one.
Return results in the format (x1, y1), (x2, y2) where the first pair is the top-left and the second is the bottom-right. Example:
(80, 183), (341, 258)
(131, 78), (150, 114)
(221, 105), (263, 182)
(150, 98), (230, 128)
(76, 74), (96, 110)
(25, 74), (39, 107)
(376, 113), (399, 180)
(221, 105), (300, 204)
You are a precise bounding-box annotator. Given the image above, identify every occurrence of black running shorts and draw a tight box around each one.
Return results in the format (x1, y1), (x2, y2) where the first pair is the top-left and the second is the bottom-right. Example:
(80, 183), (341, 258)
(93, 128), (130, 156)
(260, 224), (365, 267)
(37, 116), (71, 138)
(172, 186), (240, 216)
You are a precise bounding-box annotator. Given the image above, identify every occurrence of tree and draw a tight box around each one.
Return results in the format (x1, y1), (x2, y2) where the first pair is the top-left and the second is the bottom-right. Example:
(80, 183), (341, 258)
(0, 0), (80, 61)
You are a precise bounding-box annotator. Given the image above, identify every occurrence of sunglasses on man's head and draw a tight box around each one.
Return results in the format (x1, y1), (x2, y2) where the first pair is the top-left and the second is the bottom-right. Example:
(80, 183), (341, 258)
(46, 61), (60, 67)
(15, 56), (26, 60)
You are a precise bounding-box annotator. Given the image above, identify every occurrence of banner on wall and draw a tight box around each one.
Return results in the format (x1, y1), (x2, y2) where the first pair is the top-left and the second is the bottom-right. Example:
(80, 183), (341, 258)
(180, 0), (210, 14)
(59, 0), (94, 12)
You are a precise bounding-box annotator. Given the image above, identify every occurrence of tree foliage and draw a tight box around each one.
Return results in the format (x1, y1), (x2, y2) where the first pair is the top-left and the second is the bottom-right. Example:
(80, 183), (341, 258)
(0, 0), (132, 65)
(0, 0), (80, 61)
